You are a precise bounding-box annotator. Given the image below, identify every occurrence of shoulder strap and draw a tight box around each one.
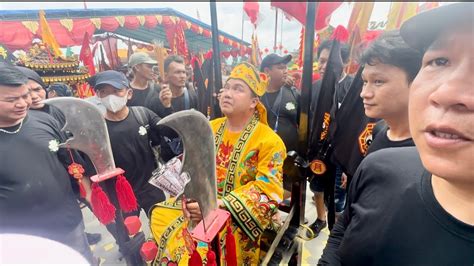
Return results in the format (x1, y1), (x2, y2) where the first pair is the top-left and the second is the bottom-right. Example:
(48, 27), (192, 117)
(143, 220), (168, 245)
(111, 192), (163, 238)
(131, 106), (149, 127)
(144, 82), (157, 108)
(288, 86), (299, 102)
(183, 87), (190, 110)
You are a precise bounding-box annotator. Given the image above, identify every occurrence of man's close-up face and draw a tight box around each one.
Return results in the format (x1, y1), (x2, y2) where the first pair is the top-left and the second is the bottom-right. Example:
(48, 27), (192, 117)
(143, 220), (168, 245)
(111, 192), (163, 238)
(219, 78), (257, 117)
(0, 84), (31, 126)
(360, 61), (410, 120)
(266, 63), (288, 86)
(27, 80), (46, 109)
(135, 63), (155, 80)
(317, 48), (330, 78)
(165, 61), (187, 88)
(409, 26), (474, 182)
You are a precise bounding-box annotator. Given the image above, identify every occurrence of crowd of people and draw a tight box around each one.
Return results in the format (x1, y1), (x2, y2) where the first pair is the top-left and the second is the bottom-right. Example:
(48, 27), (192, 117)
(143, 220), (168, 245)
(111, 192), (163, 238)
(0, 3), (472, 265)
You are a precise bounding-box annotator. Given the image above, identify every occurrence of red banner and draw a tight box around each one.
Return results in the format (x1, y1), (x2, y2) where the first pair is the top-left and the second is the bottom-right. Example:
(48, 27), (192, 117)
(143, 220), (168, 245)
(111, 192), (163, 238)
(270, 2), (342, 31)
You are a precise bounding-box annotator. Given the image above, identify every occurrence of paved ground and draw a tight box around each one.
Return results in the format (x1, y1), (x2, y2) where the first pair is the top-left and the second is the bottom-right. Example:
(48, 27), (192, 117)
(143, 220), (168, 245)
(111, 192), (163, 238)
(82, 183), (329, 265)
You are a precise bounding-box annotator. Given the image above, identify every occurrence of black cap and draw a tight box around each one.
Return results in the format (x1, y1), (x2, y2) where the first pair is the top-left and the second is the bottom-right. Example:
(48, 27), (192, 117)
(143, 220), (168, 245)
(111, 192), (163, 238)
(48, 83), (73, 97)
(89, 70), (130, 91)
(400, 3), (473, 52)
(260, 53), (292, 71)
(15, 66), (47, 89)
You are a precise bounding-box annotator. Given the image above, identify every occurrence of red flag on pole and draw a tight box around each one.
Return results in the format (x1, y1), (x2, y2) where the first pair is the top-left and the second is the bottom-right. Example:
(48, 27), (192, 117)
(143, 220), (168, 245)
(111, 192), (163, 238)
(270, 2), (342, 31)
(79, 31), (96, 76)
(243, 2), (260, 27)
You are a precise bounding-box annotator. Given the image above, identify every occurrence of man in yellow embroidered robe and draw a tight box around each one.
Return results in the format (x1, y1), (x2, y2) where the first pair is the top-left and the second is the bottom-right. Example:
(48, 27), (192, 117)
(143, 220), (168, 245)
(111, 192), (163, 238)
(150, 62), (286, 265)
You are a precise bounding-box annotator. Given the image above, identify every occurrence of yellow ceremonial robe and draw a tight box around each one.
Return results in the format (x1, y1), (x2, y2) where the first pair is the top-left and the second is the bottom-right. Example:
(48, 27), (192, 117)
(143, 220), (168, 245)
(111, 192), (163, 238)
(150, 114), (286, 265)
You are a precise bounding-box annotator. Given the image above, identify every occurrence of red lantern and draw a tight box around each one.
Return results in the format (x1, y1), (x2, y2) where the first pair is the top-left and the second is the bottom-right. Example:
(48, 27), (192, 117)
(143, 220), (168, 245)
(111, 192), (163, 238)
(279, 44), (283, 50)
(284, 49), (288, 54)
(264, 47), (269, 53)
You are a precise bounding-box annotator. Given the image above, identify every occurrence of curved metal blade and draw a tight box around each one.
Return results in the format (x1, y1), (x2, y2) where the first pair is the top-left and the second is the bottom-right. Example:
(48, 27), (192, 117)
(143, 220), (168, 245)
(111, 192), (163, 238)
(157, 110), (217, 230)
(42, 97), (116, 175)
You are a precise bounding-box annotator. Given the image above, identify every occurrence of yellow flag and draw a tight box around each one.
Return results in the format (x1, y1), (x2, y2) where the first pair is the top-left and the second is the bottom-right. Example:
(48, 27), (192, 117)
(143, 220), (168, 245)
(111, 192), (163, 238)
(39, 10), (62, 57)
(386, 2), (418, 30)
(250, 32), (261, 67)
(346, 2), (374, 71)
(348, 2), (375, 40)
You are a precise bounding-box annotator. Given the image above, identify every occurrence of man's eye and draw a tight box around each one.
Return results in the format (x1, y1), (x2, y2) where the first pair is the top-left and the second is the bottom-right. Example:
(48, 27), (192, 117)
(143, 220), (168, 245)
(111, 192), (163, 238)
(428, 57), (449, 67)
(374, 80), (384, 85)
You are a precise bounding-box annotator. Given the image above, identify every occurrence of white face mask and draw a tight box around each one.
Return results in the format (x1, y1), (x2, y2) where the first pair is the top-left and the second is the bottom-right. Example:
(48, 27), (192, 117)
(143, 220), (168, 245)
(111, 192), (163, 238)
(100, 94), (128, 113)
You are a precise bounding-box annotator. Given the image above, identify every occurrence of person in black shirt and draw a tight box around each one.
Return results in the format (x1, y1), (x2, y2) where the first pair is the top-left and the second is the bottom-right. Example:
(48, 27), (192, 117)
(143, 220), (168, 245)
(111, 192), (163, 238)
(16, 66), (102, 245)
(260, 53), (300, 199)
(367, 120), (415, 155)
(320, 3), (474, 264)
(359, 30), (422, 154)
(153, 55), (199, 162)
(89, 70), (165, 215)
(0, 64), (94, 263)
(128, 52), (163, 115)
(15, 66), (66, 125)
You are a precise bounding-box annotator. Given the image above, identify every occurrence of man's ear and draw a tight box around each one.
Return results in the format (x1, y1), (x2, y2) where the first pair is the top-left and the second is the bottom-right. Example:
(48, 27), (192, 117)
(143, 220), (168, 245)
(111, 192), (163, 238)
(250, 97), (258, 109)
(263, 67), (271, 75)
(127, 88), (133, 100)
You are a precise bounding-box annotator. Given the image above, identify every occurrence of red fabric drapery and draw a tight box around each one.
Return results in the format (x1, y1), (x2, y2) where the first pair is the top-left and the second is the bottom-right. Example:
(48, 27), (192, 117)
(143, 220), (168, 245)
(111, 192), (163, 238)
(270, 2), (343, 31)
(0, 15), (251, 54)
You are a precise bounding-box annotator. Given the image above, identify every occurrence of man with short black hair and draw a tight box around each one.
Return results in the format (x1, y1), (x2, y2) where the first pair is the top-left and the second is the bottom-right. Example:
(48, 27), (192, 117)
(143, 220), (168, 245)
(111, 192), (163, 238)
(15, 66), (65, 125)
(128, 52), (164, 115)
(320, 3), (474, 264)
(0, 63), (94, 263)
(154, 55), (199, 162)
(360, 30), (421, 155)
(260, 53), (300, 200)
(89, 70), (165, 215)
(15, 65), (102, 246)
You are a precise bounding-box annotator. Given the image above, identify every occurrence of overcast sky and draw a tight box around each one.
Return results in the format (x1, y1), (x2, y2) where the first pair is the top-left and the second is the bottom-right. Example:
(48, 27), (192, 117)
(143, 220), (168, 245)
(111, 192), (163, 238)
(0, 1), (403, 52)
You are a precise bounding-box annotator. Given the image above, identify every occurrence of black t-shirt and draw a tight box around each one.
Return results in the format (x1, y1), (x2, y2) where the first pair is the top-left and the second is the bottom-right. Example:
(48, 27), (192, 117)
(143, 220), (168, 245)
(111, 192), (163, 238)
(367, 125), (415, 155)
(128, 82), (163, 118)
(105, 107), (165, 210)
(319, 147), (474, 265)
(34, 104), (66, 127)
(262, 86), (300, 152)
(31, 105), (96, 196)
(0, 113), (82, 239)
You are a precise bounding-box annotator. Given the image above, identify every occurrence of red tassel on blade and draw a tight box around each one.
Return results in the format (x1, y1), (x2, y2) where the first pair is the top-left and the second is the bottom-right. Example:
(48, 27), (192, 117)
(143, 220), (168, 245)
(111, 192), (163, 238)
(188, 247), (202, 266)
(91, 183), (116, 225)
(206, 249), (217, 266)
(115, 174), (138, 213)
(330, 25), (349, 43)
(225, 224), (237, 266)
